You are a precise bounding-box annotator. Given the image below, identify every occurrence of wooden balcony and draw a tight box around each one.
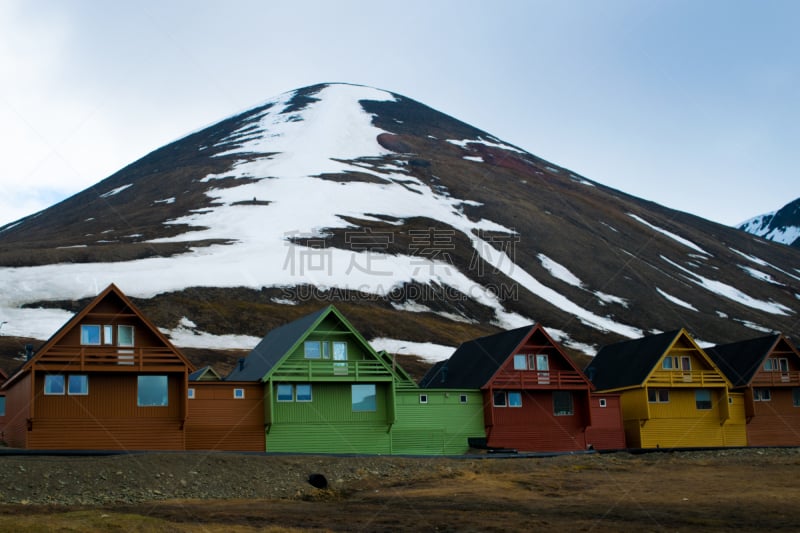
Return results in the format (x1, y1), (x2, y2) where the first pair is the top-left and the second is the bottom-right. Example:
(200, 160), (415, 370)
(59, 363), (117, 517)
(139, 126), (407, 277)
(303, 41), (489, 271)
(751, 371), (800, 387)
(273, 360), (393, 382)
(490, 370), (588, 390)
(32, 346), (187, 372)
(648, 370), (726, 387)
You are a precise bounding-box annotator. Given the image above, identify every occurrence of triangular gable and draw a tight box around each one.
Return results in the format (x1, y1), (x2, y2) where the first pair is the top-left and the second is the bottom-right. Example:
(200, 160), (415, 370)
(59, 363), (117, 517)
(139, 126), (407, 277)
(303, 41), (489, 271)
(639, 329), (732, 388)
(420, 324), (591, 389)
(708, 334), (798, 387)
(189, 365), (223, 381)
(226, 305), (395, 382)
(3, 283), (194, 388)
(587, 329), (731, 392)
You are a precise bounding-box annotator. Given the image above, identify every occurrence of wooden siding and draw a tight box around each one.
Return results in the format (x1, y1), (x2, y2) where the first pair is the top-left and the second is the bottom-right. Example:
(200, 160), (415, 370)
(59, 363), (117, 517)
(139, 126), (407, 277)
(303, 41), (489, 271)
(745, 388), (800, 446)
(585, 395), (626, 450)
(1, 374), (31, 448)
(186, 383), (265, 451)
(28, 373), (186, 450)
(485, 390), (590, 452)
(267, 423), (392, 454)
(392, 390), (485, 455)
(622, 388), (747, 448)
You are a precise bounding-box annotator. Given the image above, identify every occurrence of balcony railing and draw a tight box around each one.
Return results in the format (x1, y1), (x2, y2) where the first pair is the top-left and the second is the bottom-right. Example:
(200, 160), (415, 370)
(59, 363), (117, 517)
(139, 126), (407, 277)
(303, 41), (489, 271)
(648, 370), (726, 387)
(33, 346), (186, 371)
(490, 370), (588, 389)
(273, 360), (393, 381)
(751, 371), (800, 387)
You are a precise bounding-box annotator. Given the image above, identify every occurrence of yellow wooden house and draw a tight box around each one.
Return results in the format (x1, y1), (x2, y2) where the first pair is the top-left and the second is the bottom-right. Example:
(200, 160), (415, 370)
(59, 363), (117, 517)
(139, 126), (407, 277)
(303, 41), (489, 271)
(585, 329), (746, 449)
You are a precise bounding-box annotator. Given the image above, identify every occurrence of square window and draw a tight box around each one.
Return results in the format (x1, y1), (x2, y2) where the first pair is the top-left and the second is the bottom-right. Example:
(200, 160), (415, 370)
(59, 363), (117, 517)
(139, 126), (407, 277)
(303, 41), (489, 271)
(658, 390), (670, 402)
(508, 391), (522, 407)
(695, 389), (712, 410)
(118, 325), (134, 347)
(599, 398), (607, 408)
(553, 391), (573, 416)
(277, 384), (293, 402)
(233, 388), (245, 399)
(352, 384), (376, 412)
(0, 396), (5, 416)
(513, 354), (527, 370)
(68, 375), (89, 395)
(493, 391), (507, 407)
(80, 325), (101, 345)
(755, 388), (771, 401)
(296, 384), (312, 402)
(764, 359), (774, 371)
(137, 376), (168, 407)
(304, 341), (321, 359)
(419, 394), (428, 404)
(662, 357), (674, 370)
(188, 388), (195, 399)
(44, 375), (65, 395)
(459, 394), (468, 404)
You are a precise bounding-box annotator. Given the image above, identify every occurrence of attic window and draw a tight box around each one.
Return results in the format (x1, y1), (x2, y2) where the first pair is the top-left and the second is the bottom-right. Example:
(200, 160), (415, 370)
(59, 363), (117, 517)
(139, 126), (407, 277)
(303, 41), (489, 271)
(513, 355), (527, 370)
(118, 325), (134, 347)
(304, 341), (322, 359)
(80, 325), (101, 345)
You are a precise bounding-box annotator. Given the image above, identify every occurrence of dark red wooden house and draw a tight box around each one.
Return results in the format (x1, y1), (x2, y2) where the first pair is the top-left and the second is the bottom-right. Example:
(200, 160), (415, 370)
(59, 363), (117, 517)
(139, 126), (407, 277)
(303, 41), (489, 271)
(707, 334), (800, 446)
(420, 324), (625, 452)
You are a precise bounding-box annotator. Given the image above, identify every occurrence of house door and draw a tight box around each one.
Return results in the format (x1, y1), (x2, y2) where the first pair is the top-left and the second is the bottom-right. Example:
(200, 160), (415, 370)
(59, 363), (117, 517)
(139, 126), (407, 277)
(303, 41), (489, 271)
(681, 356), (692, 382)
(333, 341), (348, 375)
(536, 354), (550, 384)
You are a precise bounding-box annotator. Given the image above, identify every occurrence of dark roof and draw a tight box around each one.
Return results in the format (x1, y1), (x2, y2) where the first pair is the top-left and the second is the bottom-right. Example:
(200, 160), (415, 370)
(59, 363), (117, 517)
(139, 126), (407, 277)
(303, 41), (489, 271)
(419, 325), (532, 388)
(224, 306), (330, 381)
(586, 330), (682, 391)
(706, 334), (781, 387)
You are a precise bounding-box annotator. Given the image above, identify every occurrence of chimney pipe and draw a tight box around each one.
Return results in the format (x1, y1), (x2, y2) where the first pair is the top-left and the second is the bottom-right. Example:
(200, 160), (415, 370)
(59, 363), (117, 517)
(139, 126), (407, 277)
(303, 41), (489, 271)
(25, 344), (34, 361)
(238, 358), (245, 371)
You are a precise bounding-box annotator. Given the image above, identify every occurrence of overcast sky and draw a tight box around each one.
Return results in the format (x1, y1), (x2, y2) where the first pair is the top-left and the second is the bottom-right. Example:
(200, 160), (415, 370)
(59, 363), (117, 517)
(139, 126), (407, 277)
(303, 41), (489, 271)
(1, 0), (797, 228)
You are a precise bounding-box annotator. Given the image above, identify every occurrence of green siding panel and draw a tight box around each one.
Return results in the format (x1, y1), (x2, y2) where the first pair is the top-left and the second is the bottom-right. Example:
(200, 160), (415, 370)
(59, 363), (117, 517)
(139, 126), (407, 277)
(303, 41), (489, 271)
(267, 423), (392, 454)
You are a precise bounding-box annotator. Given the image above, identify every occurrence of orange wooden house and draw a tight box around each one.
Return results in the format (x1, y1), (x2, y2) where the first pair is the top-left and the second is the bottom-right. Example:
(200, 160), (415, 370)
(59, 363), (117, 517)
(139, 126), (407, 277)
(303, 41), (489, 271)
(0, 284), (196, 450)
(420, 324), (625, 452)
(707, 334), (800, 446)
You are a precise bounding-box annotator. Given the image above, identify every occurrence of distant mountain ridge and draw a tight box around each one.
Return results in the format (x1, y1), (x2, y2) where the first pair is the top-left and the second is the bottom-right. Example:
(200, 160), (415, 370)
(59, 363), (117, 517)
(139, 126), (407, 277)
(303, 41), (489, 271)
(738, 197), (800, 249)
(0, 82), (798, 367)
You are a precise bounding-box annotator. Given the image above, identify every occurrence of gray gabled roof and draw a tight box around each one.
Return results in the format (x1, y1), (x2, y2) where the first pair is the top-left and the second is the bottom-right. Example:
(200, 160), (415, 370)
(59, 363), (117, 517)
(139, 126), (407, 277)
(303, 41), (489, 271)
(706, 334), (782, 387)
(224, 306), (330, 381)
(586, 330), (682, 391)
(419, 325), (533, 389)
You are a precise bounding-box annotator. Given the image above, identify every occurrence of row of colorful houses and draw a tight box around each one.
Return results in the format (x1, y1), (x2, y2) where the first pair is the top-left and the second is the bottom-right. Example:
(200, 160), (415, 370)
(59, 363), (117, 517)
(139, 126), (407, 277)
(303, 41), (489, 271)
(0, 284), (798, 454)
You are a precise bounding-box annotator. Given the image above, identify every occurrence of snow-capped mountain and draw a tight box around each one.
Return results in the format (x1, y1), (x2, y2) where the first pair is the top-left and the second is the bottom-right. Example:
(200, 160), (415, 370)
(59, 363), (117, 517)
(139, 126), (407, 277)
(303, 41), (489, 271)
(738, 197), (800, 249)
(1, 83), (799, 366)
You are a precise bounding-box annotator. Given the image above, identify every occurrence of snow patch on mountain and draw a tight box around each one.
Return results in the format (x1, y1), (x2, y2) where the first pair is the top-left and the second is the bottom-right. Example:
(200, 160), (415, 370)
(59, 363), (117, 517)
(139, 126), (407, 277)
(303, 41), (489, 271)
(629, 213), (709, 255)
(656, 288), (698, 311)
(369, 338), (455, 363)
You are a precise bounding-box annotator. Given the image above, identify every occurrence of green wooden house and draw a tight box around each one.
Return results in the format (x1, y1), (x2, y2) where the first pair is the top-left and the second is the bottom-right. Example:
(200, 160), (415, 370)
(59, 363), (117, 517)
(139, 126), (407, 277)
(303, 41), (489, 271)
(226, 305), (484, 455)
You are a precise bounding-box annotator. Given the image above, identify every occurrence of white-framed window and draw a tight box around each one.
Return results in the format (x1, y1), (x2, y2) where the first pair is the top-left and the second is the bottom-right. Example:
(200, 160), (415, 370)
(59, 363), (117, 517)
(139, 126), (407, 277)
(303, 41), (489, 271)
(304, 341), (321, 359)
(419, 394), (428, 404)
(459, 394), (468, 404)
(44, 375), (65, 395)
(493, 391), (507, 407)
(296, 384), (312, 402)
(67, 375), (89, 395)
(780, 358), (790, 373)
(277, 384), (293, 402)
(233, 388), (245, 399)
(137, 375), (168, 407)
(599, 398), (607, 408)
(513, 354), (527, 370)
(754, 388), (771, 401)
(322, 342), (330, 359)
(103, 325), (114, 345)
(764, 358), (775, 371)
(508, 391), (522, 408)
(352, 384), (376, 412)
(80, 325), (101, 345)
(793, 388), (800, 407)
(680, 356), (691, 371)
(118, 325), (134, 347)
(695, 389), (712, 410)
(553, 391), (573, 415)
(647, 389), (670, 403)
(662, 357), (676, 370)
(188, 388), (195, 399)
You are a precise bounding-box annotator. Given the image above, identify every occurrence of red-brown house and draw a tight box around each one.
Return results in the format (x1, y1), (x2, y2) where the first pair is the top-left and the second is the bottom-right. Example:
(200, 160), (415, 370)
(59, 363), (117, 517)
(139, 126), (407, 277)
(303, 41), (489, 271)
(420, 324), (625, 452)
(0, 284), (195, 450)
(707, 334), (800, 446)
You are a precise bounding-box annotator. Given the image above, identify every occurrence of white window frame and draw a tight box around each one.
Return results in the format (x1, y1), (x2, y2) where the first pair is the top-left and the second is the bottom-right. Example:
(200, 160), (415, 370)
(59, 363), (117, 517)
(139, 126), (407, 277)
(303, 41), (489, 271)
(508, 391), (522, 408)
(103, 325), (114, 345)
(67, 375), (89, 396)
(304, 341), (322, 359)
(419, 394), (428, 404)
(233, 388), (245, 399)
(599, 398), (607, 408)
(117, 325), (134, 347)
(277, 384), (294, 402)
(80, 325), (101, 346)
(188, 387), (195, 399)
(44, 374), (65, 395)
(459, 394), (468, 404)
(493, 391), (507, 407)
(296, 384), (312, 402)
(647, 389), (670, 403)
(754, 388), (771, 401)
(513, 354), (527, 370)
